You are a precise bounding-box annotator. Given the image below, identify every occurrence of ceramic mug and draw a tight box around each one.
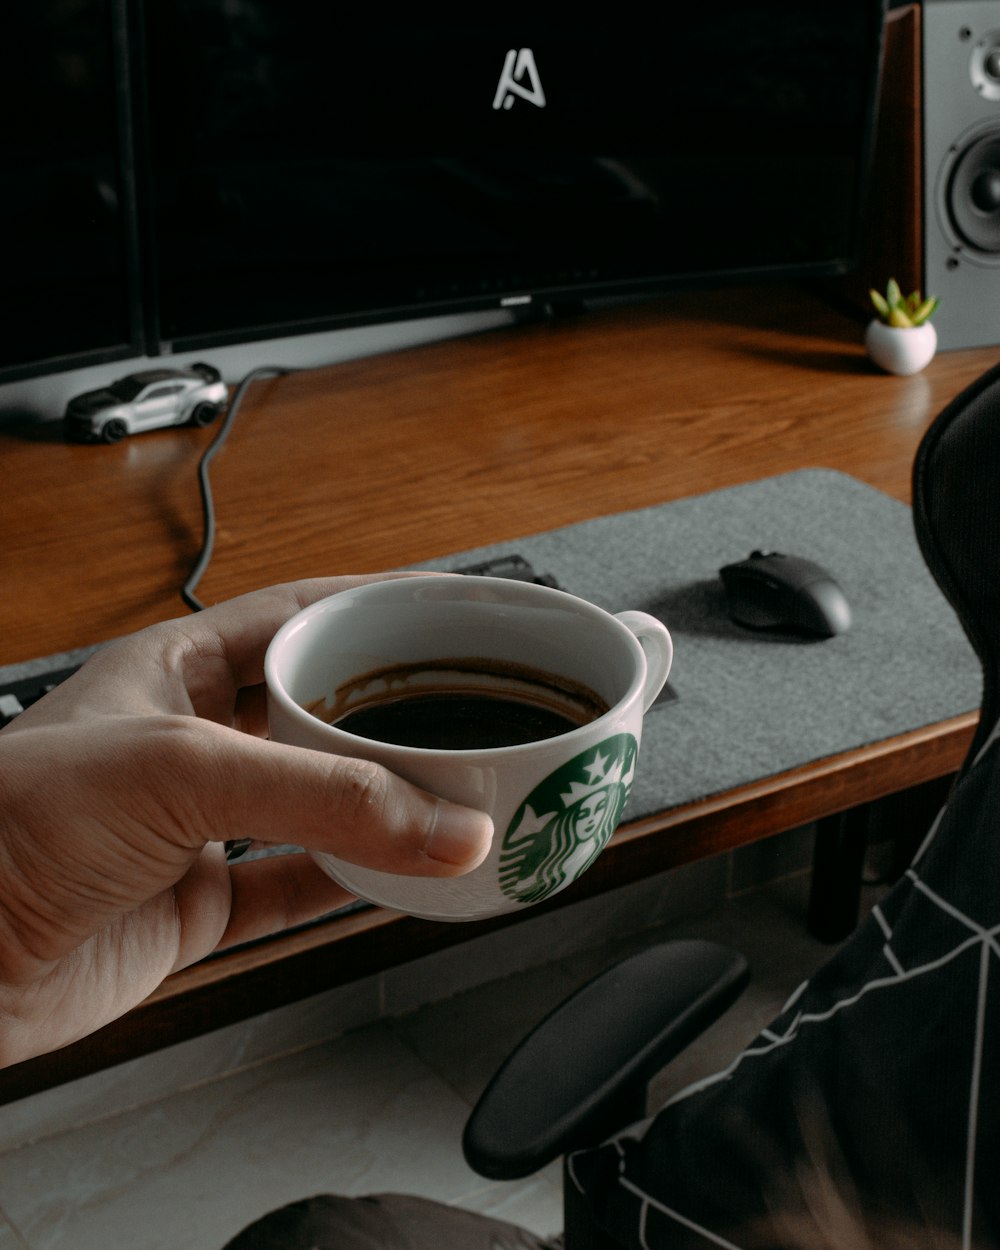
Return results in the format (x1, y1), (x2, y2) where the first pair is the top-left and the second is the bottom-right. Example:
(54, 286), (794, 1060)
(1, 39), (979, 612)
(264, 575), (672, 921)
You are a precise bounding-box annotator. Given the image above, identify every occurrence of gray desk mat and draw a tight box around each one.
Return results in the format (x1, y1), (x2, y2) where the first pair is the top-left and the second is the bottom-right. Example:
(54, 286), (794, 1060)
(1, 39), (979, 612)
(414, 469), (981, 823)
(1, 470), (980, 828)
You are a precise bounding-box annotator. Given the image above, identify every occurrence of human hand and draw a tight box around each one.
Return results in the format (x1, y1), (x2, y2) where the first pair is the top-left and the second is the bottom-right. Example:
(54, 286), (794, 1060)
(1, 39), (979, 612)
(0, 576), (494, 1067)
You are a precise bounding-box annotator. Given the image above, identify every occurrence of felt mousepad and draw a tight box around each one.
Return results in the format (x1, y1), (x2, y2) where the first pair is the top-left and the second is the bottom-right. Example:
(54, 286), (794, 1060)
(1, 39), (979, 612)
(0, 469), (980, 836)
(414, 468), (981, 823)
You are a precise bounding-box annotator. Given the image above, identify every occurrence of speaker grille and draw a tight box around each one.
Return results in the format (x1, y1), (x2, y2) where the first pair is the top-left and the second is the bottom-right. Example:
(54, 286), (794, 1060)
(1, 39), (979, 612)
(924, 1), (1000, 348)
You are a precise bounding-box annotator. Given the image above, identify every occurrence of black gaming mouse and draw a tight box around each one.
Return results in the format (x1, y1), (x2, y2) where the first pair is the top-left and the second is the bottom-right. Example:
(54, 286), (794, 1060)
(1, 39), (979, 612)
(718, 550), (852, 638)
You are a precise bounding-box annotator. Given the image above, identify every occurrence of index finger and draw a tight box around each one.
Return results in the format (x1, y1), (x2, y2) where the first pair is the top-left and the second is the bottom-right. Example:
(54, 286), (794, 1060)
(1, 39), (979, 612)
(31, 574), (422, 724)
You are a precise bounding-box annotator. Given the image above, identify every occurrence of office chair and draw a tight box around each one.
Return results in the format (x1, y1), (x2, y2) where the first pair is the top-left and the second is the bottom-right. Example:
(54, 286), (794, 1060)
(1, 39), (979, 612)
(223, 360), (1000, 1249)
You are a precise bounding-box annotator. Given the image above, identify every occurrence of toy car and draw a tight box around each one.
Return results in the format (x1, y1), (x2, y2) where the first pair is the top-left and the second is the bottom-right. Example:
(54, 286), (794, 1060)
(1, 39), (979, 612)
(64, 362), (227, 443)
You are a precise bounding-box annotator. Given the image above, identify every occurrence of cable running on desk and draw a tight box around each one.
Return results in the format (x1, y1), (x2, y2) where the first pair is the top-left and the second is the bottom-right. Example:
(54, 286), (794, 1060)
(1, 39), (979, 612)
(182, 366), (293, 612)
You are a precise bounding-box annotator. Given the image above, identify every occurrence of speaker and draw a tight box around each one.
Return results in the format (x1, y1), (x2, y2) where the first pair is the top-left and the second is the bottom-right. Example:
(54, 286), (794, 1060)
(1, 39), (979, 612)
(924, 0), (1000, 349)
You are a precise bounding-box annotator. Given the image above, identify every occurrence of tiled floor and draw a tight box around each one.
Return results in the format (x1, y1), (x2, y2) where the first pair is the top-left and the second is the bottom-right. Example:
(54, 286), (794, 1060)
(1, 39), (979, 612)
(0, 871), (869, 1250)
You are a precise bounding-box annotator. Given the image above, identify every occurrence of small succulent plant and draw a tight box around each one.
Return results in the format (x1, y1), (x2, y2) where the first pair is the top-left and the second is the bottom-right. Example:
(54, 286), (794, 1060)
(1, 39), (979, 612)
(869, 278), (938, 328)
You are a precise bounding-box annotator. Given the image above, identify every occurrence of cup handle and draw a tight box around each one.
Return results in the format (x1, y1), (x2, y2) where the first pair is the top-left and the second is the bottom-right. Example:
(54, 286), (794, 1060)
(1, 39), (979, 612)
(615, 611), (673, 712)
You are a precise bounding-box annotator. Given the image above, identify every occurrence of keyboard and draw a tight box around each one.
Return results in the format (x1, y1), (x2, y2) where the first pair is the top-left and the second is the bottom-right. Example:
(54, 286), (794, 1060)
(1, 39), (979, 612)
(0, 663), (85, 728)
(450, 553), (559, 587)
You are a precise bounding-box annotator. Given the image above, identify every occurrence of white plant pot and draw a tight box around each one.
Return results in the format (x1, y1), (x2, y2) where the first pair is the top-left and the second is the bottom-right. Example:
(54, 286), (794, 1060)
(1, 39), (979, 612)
(865, 319), (937, 376)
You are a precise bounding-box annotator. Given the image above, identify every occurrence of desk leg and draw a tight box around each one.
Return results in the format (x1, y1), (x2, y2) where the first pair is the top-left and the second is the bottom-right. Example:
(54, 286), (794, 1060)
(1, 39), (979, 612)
(880, 774), (955, 878)
(807, 805), (870, 943)
(807, 777), (956, 943)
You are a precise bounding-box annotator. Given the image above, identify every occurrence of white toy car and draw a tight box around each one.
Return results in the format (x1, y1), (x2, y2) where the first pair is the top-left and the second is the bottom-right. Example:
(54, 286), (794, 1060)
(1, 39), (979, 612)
(64, 363), (227, 443)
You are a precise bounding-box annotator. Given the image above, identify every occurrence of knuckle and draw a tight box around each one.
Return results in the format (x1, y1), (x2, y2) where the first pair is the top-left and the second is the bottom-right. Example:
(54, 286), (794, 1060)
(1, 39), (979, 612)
(136, 713), (205, 764)
(121, 716), (219, 813)
(328, 756), (395, 829)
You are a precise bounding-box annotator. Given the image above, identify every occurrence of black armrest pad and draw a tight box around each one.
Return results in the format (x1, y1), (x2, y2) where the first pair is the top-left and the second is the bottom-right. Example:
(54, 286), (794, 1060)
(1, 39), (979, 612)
(463, 939), (749, 1179)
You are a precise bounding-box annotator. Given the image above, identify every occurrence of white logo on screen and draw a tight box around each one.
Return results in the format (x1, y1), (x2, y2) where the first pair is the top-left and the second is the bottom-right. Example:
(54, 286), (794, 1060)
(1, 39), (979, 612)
(493, 48), (546, 110)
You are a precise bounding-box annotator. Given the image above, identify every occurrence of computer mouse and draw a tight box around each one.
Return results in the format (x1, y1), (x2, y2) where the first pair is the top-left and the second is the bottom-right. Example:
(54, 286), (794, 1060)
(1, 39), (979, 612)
(718, 550), (852, 638)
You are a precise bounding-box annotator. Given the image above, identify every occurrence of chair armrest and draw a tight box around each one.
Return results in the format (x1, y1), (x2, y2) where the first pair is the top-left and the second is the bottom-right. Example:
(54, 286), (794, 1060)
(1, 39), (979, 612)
(462, 939), (749, 1180)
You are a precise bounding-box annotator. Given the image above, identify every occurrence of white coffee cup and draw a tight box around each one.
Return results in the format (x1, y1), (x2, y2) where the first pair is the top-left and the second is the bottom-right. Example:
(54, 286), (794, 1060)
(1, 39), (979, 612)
(265, 576), (672, 921)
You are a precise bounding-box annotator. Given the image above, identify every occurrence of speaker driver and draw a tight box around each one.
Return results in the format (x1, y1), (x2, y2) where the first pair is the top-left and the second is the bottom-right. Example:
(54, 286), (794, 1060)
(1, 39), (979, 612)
(971, 29), (1000, 101)
(944, 129), (1000, 254)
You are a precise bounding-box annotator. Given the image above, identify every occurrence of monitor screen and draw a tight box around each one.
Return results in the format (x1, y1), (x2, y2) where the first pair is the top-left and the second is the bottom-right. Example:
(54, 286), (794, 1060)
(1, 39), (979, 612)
(139, 2), (887, 353)
(0, 1), (143, 382)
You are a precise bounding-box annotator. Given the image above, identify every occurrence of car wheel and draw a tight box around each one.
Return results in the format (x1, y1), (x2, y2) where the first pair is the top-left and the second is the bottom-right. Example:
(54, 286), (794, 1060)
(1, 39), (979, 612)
(190, 402), (221, 428)
(101, 418), (128, 443)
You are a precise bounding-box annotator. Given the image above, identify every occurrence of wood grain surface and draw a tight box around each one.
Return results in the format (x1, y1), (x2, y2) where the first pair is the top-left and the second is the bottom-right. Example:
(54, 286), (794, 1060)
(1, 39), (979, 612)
(2, 284), (992, 663)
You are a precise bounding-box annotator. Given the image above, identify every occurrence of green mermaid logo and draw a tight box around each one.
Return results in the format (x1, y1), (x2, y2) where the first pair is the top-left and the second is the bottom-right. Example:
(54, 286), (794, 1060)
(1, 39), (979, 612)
(498, 733), (638, 904)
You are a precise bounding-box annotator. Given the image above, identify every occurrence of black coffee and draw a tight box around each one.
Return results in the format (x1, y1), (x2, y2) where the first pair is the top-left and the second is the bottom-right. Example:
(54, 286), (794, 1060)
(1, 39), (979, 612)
(334, 690), (582, 749)
(306, 657), (609, 750)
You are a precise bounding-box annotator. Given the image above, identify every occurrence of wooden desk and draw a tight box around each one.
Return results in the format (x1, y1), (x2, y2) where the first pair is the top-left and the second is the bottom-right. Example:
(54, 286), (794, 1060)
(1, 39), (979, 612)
(0, 284), (984, 1102)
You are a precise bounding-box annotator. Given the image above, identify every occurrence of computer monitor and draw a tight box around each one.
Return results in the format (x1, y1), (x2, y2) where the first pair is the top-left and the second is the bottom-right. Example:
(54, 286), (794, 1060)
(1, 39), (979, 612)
(0, 2), (887, 381)
(137, 1), (887, 354)
(0, 0), (143, 383)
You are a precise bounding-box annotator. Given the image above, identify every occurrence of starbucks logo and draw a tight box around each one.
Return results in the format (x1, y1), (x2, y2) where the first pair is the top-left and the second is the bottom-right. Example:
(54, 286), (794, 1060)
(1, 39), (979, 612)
(498, 733), (638, 905)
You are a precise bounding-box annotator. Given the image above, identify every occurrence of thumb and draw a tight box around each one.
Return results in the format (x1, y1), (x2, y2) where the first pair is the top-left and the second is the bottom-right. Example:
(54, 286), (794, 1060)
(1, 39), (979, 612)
(194, 726), (495, 876)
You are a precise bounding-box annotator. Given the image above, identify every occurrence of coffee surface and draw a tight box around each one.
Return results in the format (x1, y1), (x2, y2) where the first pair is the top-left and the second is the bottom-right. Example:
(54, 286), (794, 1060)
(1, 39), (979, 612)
(306, 657), (609, 750)
(334, 690), (583, 749)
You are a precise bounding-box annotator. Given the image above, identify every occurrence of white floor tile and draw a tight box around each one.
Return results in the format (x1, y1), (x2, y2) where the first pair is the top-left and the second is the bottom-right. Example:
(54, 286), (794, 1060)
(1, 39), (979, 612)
(0, 976), (383, 1156)
(0, 1212), (26, 1250)
(0, 1024), (483, 1250)
(0, 869), (870, 1250)
(389, 957), (590, 1106)
(457, 1172), (564, 1240)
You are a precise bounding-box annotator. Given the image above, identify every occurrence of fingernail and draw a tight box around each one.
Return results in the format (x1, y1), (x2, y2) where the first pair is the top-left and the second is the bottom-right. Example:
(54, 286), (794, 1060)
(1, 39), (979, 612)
(423, 803), (494, 867)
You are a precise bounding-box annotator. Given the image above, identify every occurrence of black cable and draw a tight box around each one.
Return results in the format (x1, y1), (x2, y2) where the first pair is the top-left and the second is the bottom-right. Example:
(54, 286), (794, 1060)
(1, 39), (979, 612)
(181, 365), (292, 611)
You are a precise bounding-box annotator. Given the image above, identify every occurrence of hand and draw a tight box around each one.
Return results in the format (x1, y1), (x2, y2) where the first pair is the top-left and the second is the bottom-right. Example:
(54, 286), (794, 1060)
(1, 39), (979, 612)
(0, 576), (494, 1067)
